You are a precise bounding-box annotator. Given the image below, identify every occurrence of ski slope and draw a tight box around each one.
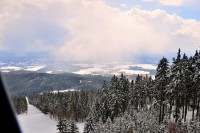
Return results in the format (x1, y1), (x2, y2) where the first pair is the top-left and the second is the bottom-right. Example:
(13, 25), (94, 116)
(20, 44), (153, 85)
(17, 98), (84, 133)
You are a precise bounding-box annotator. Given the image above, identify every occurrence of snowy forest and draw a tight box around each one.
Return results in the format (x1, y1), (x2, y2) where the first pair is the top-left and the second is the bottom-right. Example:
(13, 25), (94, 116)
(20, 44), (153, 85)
(16, 49), (200, 132)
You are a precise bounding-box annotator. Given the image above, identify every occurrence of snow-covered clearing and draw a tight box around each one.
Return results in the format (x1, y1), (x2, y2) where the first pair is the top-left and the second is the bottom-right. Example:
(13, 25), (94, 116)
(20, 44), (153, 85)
(17, 98), (84, 133)
(0, 65), (46, 72)
(76, 123), (85, 133)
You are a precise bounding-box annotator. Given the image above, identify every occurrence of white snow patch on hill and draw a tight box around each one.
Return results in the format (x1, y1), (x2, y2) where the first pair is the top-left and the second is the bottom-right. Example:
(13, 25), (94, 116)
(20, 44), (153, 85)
(0, 70), (10, 72)
(119, 69), (150, 75)
(50, 89), (80, 94)
(76, 123), (85, 133)
(25, 66), (46, 71)
(0, 66), (22, 71)
(72, 63), (156, 76)
(0, 65), (46, 72)
(46, 71), (52, 74)
(131, 64), (157, 70)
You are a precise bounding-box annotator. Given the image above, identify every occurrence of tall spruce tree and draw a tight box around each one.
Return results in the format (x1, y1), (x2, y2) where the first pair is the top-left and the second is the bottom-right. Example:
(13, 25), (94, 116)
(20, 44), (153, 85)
(155, 57), (170, 124)
(109, 75), (125, 120)
(83, 117), (97, 133)
(57, 119), (67, 133)
(65, 121), (79, 133)
(170, 48), (182, 123)
(134, 75), (143, 112)
(180, 53), (193, 122)
(193, 52), (200, 121)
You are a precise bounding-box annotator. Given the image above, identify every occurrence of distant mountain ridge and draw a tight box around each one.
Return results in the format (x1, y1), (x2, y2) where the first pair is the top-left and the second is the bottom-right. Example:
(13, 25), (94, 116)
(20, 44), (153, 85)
(0, 59), (157, 96)
(1, 71), (111, 96)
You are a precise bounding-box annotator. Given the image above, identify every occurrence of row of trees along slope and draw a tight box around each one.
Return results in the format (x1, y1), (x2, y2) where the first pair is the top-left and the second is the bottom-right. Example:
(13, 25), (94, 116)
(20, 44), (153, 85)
(29, 48), (200, 132)
(12, 97), (27, 115)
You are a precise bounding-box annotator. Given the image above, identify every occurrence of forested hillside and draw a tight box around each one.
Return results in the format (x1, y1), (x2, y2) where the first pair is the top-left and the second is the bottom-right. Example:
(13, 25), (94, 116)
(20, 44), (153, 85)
(29, 49), (200, 132)
(2, 72), (110, 96)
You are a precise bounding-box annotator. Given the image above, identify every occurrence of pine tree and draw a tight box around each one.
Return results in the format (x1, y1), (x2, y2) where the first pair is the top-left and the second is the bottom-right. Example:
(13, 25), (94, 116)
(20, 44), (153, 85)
(193, 52), (200, 121)
(109, 75), (126, 120)
(96, 83), (111, 123)
(65, 121), (79, 133)
(188, 121), (200, 133)
(57, 119), (67, 133)
(180, 53), (193, 122)
(119, 73), (129, 111)
(170, 48), (182, 123)
(83, 117), (97, 133)
(104, 117), (113, 133)
(134, 75), (144, 112)
(154, 57), (170, 124)
(127, 80), (135, 114)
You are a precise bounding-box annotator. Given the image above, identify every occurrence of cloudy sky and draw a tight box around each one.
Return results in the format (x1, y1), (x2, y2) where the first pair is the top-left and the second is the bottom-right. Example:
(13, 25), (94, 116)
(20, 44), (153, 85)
(0, 0), (200, 64)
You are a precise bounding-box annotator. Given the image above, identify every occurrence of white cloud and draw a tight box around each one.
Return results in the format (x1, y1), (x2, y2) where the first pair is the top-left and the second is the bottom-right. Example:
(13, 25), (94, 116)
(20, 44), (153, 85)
(0, 0), (200, 63)
(143, 0), (184, 6)
(143, 0), (200, 7)
(0, 0), (71, 56)
(143, 0), (156, 2)
(159, 0), (184, 6)
(56, 1), (200, 62)
(120, 3), (127, 8)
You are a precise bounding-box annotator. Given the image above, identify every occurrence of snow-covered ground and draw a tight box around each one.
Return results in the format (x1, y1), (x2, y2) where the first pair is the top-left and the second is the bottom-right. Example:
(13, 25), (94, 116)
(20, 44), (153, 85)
(17, 98), (84, 133)
(72, 63), (155, 76)
(50, 89), (80, 94)
(0, 62), (157, 76)
(76, 123), (85, 133)
(0, 65), (46, 72)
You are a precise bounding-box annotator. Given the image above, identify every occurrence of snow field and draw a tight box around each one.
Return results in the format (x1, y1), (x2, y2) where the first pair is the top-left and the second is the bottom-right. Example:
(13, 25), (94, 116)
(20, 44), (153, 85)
(18, 101), (84, 133)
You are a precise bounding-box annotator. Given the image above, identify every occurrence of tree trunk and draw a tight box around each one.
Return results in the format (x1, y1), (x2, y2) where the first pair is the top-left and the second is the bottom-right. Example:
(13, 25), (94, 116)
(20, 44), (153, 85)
(175, 86), (179, 123)
(135, 98), (138, 112)
(159, 88), (163, 124)
(192, 87), (197, 121)
(169, 99), (172, 119)
(162, 103), (165, 122)
(192, 97), (196, 121)
(182, 98), (185, 119)
(184, 97), (188, 122)
(159, 99), (162, 124)
(196, 99), (200, 119)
